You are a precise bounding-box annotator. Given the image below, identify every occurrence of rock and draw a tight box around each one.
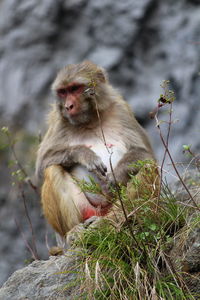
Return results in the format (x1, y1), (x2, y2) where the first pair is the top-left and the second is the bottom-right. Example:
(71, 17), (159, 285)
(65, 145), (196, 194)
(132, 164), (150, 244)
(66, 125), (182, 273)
(0, 219), (100, 299)
(0, 252), (82, 300)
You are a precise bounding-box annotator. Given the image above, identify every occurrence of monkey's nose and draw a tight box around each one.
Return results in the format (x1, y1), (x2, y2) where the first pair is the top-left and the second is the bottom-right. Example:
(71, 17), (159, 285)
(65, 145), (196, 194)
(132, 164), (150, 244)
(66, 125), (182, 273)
(65, 104), (74, 111)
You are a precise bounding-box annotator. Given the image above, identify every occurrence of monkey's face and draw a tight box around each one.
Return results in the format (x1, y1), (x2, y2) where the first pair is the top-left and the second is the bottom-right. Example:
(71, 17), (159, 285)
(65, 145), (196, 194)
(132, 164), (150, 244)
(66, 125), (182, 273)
(52, 61), (111, 126)
(56, 82), (95, 126)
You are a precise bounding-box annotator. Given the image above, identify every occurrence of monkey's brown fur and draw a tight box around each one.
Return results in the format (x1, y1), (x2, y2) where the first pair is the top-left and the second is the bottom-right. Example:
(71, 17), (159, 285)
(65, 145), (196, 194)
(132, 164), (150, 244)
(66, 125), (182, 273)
(36, 61), (159, 237)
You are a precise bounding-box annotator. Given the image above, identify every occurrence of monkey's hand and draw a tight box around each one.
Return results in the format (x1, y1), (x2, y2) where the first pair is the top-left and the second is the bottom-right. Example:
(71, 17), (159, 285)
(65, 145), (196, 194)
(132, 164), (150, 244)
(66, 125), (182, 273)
(73, 146), (107, 176)
(107, 148), (154, 186)
(107, 159), (157, 188)
(107, 169), (128, 187)
(106, 162), (138, 187)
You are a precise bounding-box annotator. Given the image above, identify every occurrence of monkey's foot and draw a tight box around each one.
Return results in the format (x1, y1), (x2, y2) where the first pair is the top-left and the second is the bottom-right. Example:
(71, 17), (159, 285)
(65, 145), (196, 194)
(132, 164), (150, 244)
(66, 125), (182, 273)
(84, 216), (100, 226)
(49, 246), (64, 256)
(84, 191), (110, 208)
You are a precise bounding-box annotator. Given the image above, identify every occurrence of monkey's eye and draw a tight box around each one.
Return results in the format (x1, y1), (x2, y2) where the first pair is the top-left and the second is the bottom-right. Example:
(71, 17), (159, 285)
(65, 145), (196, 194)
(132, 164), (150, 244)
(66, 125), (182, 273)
(69, 85), (80, 93)
(57, 88), (68, 98)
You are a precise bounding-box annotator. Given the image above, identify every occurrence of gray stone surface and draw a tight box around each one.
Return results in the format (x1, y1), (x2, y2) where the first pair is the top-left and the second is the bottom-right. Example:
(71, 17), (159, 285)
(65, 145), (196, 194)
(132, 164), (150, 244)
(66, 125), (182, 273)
(0, 252), (81, 300)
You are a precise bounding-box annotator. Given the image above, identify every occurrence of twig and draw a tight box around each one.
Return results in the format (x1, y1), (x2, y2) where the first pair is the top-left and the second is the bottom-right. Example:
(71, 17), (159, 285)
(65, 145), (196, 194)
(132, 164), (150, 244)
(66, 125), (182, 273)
(19, 185), (39, 259)
(153, 81), (200, 211)
(108, 155), (144, 252)
(15, 217), (38, 261)
(6, 132), (38, 194)
(156, 118), (200, 211)
(159, 103), (173, 189)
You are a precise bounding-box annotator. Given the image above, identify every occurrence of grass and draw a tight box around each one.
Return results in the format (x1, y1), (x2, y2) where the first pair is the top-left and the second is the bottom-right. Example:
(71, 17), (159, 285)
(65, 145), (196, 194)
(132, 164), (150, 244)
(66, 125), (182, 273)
(74, 179), (198, 300)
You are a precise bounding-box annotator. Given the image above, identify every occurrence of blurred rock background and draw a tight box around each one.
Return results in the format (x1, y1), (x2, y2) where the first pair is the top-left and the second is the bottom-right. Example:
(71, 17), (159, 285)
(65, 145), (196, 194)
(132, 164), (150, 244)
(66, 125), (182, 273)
(0, 0), (200, 286)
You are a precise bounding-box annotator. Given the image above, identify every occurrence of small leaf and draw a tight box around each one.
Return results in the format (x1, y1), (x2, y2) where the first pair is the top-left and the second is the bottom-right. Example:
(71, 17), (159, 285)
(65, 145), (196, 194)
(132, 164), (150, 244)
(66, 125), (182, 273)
(149, 224), (157, 231)
(182, 144), (191, 151)
(1, 126), (9, 134)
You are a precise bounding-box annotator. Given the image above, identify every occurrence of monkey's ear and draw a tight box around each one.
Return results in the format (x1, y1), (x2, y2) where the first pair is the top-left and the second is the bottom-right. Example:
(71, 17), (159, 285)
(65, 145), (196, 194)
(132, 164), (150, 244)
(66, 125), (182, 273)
(96, 67), (109, 83)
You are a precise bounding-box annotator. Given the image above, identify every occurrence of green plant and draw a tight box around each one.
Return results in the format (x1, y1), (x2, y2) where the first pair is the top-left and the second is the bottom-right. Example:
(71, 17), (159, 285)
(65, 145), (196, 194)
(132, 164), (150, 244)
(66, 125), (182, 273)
(74, 181), (194, 299)
(0, 126), (40, 259)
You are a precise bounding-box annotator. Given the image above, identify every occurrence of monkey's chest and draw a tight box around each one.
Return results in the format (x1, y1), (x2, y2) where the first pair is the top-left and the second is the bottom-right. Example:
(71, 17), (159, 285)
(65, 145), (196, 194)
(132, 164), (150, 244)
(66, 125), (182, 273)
(89, 141), (126, 171)
(74, 130), (127, 171)
(69, 133), (127, 182)
(71, 138), (127, 197)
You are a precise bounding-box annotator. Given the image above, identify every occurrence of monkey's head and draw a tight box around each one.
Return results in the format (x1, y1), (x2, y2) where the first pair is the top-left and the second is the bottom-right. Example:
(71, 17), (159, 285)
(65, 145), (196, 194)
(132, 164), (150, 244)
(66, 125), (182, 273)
(52, 61), (112, 126)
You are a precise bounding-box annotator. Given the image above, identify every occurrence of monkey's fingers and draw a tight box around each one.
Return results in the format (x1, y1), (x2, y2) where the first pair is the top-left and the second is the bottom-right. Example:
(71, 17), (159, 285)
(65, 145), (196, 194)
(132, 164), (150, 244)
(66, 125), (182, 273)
(95, 176), (114, 198)
(86, 158), (107, 176)
(106, 173), (117, 188)
(95, 161), (107, 176)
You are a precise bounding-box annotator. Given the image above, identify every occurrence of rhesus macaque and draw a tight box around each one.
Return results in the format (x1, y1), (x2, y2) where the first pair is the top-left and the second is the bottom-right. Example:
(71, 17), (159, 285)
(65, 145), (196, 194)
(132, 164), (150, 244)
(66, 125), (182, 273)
(36, 61), (158, 237)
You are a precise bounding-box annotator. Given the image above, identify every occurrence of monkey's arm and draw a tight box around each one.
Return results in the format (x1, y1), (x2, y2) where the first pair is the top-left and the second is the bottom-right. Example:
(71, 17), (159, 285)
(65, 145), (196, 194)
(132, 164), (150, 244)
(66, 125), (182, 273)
(36, 144), (107, 180)
(109, 146), (155, 185)
(106, 105), (157, 185)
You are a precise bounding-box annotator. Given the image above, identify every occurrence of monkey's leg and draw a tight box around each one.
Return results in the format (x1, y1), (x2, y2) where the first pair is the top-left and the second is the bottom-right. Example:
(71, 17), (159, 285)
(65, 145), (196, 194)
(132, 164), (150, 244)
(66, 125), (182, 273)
(42, 165), (84, 236)
(41, 165), (111, 237)
(71, 164), (113, 209)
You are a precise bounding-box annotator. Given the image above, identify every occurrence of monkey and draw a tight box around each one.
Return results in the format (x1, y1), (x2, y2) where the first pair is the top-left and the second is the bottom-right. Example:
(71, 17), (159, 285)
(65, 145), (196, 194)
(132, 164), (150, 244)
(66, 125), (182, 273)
(35, 60), (159, 238)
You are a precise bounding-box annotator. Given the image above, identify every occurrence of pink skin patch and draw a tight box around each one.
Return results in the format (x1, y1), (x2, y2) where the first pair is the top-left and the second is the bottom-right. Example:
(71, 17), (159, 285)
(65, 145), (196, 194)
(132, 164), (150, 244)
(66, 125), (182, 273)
(82, 208), (99, 220)
(82, 204), (112, 221)
(106, 143), (114, 148)
(57, 82), (85, 98)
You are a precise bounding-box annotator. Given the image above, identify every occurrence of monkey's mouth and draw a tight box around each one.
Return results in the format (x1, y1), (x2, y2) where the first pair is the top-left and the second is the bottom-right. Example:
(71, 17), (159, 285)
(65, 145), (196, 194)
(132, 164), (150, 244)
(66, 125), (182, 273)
(66, 111), (92, 126)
